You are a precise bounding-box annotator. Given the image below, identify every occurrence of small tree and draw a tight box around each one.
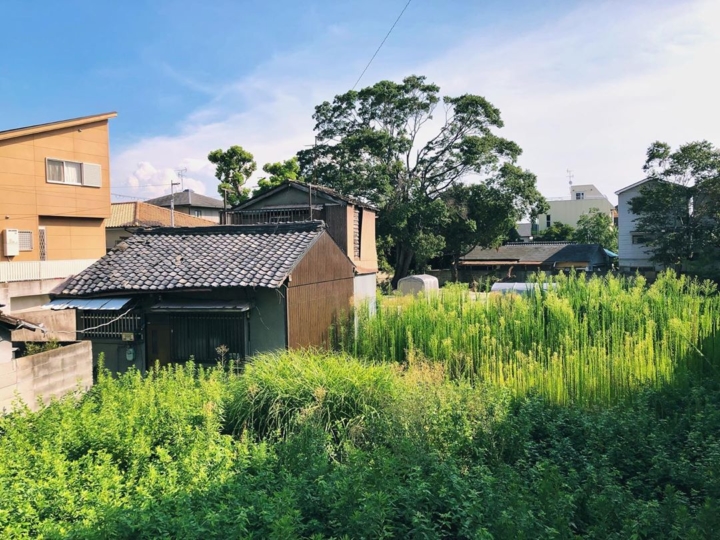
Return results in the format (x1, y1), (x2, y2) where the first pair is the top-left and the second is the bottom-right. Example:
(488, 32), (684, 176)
(253, 157), (302, 197)
(572, 208), (618, 251)
(534, 222), (575, 242)
(208, 146), (256, 207)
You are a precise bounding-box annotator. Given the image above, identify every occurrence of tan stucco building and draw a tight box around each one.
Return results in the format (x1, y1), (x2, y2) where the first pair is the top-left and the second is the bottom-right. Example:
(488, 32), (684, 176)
(0, 112), (116, 326)
(536, 184), (616, 232)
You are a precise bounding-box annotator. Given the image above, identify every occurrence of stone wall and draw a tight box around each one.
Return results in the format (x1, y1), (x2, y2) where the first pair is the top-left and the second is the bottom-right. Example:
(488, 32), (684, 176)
(0, 341), (92, 412)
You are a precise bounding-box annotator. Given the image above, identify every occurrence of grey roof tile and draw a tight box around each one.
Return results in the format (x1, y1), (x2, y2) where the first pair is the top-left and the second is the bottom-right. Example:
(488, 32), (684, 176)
(59, 222), (325, 297)
(461, 242), (606, 264)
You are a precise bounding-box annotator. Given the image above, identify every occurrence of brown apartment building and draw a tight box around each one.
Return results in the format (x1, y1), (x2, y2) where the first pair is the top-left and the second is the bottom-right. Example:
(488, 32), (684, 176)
(0, 112), (116, 330)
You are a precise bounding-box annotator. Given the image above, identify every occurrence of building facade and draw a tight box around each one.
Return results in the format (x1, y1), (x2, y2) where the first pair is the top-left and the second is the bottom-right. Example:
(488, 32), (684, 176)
(615, 179), (659, 271)
(0, 113), (116, 331)
(536, 184), (616, 232)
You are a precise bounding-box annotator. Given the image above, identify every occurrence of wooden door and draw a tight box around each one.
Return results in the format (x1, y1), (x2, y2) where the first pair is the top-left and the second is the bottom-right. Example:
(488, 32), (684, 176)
(146, 322), (171, 368)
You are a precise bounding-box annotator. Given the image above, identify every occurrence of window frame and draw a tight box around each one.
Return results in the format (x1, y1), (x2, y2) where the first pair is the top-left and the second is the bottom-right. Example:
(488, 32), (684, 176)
(575, 192), (585, 200)
(46, 158), (84, 186)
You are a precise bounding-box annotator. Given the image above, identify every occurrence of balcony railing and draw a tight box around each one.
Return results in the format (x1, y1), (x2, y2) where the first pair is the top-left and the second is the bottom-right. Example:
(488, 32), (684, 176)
(545, 196), (610, 202)
(0, 259), (96, 283)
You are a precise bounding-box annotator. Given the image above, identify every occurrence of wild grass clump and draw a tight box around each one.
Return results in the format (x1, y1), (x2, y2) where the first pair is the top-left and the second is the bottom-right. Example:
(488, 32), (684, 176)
(225, 349), (398, 441)
(334, 270), (720, 405)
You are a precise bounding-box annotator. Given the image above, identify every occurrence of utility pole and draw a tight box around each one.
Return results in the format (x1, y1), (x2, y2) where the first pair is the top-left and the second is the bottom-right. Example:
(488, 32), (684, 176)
(170, 177), (181, 227)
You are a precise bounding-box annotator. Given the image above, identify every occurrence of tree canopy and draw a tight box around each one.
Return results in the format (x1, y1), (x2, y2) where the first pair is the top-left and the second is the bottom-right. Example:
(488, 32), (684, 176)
(253, 157), (302, 197)
(534, 222), (575, 242)
(297, 75), (545, 286)
(208, 146), (256, 207)
(629, 141), (720, 270)
(572, 208), (618, 251)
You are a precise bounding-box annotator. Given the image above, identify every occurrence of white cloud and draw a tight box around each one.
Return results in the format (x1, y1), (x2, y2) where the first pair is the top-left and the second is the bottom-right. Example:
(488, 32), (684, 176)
(111, 0), (720, 205)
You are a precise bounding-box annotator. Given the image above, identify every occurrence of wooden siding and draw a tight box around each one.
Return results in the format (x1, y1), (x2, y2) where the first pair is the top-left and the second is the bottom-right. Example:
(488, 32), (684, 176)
(287, 278), (354, 348)
(324, 205), (350, 258)
(289, 231), (354, 287)
(358, 208), (378, 273)
(287, 231), (356, 348)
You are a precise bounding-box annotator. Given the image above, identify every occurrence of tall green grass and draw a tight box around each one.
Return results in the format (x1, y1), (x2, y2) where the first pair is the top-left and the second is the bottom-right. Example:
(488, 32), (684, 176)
(334, 271), (720, 405)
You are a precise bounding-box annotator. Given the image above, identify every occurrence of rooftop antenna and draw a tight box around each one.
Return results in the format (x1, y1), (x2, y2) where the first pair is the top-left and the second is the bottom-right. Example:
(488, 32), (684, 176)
(567, 169), (574, 185)
(175, 168), (187, 191)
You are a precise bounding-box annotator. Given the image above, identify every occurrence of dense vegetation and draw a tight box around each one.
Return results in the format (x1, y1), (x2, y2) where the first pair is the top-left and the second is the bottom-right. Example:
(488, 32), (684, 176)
(335, 271), (720, 406)
(2, 272), (720, 538)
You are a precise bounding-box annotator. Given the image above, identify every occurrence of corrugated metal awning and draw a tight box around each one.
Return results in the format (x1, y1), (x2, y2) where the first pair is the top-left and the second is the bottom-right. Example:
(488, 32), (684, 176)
(150, 300), (253, 312)
(43, 298), (133, 311)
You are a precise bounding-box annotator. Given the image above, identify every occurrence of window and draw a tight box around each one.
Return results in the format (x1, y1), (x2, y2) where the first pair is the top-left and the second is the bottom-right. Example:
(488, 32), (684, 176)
(18, 231), (33, 252)
(193, 209), (202, 217)
(546, 215), (552, 228)
(575, 192), (585, 200)
(46, 159), (102, 187)
(632, 234), (647, 245)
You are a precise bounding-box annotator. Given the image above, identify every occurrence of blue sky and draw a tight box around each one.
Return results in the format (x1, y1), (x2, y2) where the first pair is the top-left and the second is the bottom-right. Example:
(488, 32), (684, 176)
(2, 0), (719, 203)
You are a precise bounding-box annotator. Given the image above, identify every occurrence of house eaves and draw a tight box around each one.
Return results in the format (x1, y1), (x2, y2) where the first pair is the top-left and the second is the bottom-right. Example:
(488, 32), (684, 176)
(0, 112), (118, 142)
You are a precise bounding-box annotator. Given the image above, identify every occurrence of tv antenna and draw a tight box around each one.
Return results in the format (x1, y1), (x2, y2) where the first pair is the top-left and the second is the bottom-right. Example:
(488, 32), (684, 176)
(567, 169), (574, 185)
(175, 168), (187, 191)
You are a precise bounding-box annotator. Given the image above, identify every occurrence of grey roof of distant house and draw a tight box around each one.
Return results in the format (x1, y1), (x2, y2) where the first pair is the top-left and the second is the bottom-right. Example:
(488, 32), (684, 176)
(58, 222), (326, 296)
(145, 189), (225, 209)
(460, 242), (606, 264)
(234, 181), (378, 211)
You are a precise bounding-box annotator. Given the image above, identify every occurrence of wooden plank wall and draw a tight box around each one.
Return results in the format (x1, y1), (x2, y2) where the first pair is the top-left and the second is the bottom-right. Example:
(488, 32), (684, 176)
(287, 232), (355, 348)
(289, 233), (354, 287)
(287, 278), (354, 348)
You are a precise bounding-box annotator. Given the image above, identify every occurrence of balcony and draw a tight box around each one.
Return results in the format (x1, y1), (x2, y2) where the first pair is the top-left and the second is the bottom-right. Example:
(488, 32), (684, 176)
(0, 259), (96, 283)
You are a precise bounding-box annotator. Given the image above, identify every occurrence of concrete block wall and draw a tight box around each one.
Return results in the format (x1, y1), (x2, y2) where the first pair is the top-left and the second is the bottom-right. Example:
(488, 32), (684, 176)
(0, 340), (92, 412)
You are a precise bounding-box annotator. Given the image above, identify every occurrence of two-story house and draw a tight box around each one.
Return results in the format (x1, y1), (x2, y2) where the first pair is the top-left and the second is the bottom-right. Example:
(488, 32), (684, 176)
(535, 183), (616, 233)
(615, 179), (659, 272)
(145, 189), (224, 223)
(0, 112), (116, 336)
(222, 181), (378, 307)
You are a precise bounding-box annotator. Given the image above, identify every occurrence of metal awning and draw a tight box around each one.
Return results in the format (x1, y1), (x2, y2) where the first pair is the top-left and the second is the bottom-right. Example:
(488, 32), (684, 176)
(43, 298), (133, 311)
(150, 300), (253, 312)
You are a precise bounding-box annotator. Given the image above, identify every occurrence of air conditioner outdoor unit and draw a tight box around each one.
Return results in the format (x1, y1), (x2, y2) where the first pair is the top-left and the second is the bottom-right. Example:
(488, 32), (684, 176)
(3, 229), (19, 257)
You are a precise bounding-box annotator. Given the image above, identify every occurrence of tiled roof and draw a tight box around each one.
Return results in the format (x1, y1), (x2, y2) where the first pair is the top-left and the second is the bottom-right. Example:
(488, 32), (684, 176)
(108, 202), (215, 228)
(0, 311), (44, 333)
(58, 222), (326, 296)
(145, 189), (224, 209)
(235, 181), (378, 211)
(461, 243), (605, 264)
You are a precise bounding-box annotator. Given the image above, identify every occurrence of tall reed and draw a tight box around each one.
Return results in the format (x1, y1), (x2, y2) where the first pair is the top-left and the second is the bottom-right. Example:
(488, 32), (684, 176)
(333, 271), (720, 405)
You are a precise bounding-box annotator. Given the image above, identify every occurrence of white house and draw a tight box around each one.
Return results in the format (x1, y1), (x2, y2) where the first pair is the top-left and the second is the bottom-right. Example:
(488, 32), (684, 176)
(615, 179), (660, 271)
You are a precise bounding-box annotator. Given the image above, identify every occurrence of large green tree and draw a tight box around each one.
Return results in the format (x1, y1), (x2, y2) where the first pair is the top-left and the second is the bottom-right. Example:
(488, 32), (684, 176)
(441, 166), (547, 280)
(208, 145), (256, 207)
(629, 141), (720, 270)
(572, 208), (618, 251)
(297, 75), (542, 286)
(253, 157), (302, 197)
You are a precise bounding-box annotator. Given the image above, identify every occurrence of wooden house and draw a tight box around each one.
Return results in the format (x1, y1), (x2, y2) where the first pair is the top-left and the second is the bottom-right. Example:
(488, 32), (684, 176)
(47, 222), (355, 374)
(223, 181), (378, 307)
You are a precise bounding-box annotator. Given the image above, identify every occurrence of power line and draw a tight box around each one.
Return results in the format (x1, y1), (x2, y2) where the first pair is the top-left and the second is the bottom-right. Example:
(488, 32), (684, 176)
(351, 0), (413, 90)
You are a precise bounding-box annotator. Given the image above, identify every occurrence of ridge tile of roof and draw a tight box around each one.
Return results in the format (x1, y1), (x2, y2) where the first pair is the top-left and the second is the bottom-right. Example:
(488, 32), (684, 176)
(59, 221), (327, 297)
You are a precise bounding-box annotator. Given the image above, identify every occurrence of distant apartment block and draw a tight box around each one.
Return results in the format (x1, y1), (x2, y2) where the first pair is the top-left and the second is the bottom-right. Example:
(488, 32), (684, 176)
(535, 184), (615, 233)
(0, 112), (116, 327)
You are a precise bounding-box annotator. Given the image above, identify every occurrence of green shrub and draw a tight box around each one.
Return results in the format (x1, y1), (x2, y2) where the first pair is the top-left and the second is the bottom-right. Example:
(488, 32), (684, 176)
(226, 349), (398, 442)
